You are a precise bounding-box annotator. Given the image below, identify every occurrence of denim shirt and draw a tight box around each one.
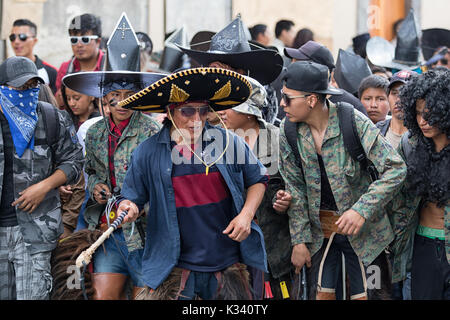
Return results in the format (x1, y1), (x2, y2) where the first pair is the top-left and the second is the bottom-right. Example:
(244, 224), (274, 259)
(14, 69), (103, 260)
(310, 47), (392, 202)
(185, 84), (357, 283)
(120, 122), (268, 289)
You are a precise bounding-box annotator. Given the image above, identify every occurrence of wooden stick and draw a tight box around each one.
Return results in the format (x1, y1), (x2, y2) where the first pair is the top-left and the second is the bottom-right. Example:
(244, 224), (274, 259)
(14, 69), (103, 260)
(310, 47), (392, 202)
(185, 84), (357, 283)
(75, 211), (127, 268)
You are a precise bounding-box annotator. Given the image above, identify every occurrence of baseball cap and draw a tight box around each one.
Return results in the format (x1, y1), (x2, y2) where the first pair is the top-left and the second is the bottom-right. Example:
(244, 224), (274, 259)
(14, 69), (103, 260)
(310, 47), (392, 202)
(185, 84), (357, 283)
(284, 41), (336, 71)
(388, 69), (418, 89)
(0, 56), (44, 88)
(282, 61), (342, 96)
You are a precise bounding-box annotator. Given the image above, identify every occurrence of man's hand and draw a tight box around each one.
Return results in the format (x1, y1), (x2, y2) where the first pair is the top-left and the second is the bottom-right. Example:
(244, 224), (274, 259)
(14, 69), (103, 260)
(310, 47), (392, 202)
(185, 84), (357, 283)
(93, 183), (111, 204)
(223, 210), (253, 242)
(12, 181), (51, 213)
(291, 243), (311, 273)
(59, 185), (73, 202)
(335, 209), (365, 236)
(117, 200), (140, 224)
(273, 190), (292, 213)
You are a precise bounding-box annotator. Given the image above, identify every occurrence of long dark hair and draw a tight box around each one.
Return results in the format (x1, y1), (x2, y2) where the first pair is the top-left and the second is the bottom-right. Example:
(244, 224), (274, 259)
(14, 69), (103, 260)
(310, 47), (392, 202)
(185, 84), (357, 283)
(61, 84), (99, 129)
(399, 68), (450, 207)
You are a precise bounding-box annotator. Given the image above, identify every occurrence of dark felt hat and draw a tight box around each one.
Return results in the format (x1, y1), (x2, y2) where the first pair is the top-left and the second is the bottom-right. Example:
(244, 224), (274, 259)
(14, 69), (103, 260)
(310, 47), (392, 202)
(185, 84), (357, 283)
(118, 67), (252, 113)
(62, 12), (165, 97)
(367, 9), (422, 70)
(282, 61), (343, 96)
(421, 28), (450, 60)
(159, 27), (190, 72)
(334, 49), (372, 95)
(178, 17), (283, 85)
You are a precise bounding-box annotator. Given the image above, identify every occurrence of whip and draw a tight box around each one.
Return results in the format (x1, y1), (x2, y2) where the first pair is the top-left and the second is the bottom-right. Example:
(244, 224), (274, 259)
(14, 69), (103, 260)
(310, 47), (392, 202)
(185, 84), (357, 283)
(75, 210), (127, 269)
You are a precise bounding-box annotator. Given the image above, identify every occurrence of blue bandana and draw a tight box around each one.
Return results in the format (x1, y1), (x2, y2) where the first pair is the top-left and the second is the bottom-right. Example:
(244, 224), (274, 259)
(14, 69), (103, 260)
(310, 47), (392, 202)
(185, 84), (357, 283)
(0, 86), (40, 157)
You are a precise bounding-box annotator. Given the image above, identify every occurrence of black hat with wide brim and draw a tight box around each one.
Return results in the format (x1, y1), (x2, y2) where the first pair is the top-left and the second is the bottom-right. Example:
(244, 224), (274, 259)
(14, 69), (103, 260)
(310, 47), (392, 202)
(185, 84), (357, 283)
(118, 67), (252, 113)
(177, 17), (283, 85)
(366, 9), (422, 70)
(62, 71), (167, 98)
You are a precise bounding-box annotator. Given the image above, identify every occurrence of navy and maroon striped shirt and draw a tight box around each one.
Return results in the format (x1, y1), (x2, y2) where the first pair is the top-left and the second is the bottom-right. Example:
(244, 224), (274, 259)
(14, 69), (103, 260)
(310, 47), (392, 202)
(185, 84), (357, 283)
(171, 141), (241, 272)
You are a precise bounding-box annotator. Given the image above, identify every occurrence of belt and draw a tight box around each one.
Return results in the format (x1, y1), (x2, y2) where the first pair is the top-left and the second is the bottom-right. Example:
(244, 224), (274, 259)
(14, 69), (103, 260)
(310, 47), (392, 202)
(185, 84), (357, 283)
(416, 225), (445, 241)
(319, 210), (342, 238)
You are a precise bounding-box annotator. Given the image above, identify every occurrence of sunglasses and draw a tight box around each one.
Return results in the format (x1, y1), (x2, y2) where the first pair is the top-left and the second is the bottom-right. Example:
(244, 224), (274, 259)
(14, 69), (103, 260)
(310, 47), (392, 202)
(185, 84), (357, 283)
(70, 35), (99, 45)
(9, 33), (33, 42)
(281, 91), (311, 106)
(177, 105), (210, 118)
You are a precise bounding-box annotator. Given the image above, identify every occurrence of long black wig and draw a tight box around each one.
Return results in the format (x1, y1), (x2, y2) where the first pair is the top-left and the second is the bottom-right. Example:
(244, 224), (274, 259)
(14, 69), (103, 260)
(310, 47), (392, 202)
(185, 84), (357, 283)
(398, 67), (450, 207)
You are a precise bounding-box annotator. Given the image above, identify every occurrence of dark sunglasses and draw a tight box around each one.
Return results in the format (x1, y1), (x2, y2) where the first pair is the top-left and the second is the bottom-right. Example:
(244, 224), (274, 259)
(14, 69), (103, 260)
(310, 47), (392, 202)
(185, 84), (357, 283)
(9, 33), (33, 42)
(281, 91), (311, 106)
(70, 35), (99, 45)
(177, 105), (210, 118)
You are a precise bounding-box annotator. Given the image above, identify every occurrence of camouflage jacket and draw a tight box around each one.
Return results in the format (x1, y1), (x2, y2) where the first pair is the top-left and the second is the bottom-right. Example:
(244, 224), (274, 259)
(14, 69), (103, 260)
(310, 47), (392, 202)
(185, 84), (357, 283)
(85, 111), (161, 251)
(278, 101), (407, 266)
(388, 134), (450, 283)
(253, 120), (293, 278)
(0, 105), (84, 255)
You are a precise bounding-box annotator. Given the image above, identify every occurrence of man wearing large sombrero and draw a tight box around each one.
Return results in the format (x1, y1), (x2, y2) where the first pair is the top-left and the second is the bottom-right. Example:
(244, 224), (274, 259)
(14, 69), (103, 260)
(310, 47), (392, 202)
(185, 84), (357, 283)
(52, 13), (166, 300)
(116, 67), (269, 300)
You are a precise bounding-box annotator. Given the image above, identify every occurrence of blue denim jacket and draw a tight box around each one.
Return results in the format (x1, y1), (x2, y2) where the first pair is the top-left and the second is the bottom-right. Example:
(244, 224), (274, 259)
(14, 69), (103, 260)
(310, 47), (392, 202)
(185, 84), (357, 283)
(121, 122), (268, 289)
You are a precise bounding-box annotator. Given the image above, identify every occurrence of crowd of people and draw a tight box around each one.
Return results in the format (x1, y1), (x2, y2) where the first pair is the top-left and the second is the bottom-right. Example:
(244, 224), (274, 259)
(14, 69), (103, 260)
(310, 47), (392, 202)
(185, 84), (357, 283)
(0, 8), (448, 301)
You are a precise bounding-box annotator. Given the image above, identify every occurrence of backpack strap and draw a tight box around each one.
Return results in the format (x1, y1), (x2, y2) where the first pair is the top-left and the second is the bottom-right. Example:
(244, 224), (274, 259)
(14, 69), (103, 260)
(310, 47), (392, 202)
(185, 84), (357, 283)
(400, 132), (413, 165)
(336, 102), (379, 182)
(283, 119), (306, 177)
(38, 101), (60, 160)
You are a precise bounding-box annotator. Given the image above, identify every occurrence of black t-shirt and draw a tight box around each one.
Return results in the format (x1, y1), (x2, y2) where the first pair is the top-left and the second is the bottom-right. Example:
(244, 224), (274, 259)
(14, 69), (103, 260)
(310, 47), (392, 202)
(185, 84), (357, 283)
(0, 112), (18, 227)
(317, 154), (338, 211)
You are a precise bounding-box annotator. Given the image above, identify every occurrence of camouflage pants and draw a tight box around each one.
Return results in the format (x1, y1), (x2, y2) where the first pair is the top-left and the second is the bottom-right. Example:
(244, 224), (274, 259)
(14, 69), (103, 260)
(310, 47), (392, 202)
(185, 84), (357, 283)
(0, 226), (52, 300)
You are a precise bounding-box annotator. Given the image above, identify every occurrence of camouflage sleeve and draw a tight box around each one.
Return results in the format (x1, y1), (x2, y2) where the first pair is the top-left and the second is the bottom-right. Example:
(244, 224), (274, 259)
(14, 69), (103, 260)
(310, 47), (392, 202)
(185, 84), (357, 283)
(146, 114), (162, 136)
(278, 120), (312, 245)
(84, 125), (105, 198)
(387, 138), (420, 253)
(53, 110), (84, 185)
(351, 111), (407, 220)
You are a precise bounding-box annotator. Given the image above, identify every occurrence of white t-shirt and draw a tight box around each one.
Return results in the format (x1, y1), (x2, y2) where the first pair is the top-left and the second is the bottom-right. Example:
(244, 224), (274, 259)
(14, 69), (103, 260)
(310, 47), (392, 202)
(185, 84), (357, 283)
(76, 116), (103, 187)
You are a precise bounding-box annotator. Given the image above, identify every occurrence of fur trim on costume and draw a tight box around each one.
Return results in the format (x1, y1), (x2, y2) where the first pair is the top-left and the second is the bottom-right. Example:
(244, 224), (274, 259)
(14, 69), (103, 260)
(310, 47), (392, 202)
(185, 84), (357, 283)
(50, 229), (103, 300)
(135, 264), (252, 300)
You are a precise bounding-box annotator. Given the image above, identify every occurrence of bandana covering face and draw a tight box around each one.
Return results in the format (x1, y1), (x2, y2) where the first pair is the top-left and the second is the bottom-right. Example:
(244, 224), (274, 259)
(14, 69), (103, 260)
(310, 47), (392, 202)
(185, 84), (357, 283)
(0, 86), (40, 157)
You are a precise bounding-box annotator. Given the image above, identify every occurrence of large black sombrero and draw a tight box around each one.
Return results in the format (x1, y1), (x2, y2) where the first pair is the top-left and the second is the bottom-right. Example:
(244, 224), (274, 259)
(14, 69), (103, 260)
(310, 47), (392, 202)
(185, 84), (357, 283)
(62, 12), (165, 97)
(118, 67), (252, 112)
(177, 17), (283, 85)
